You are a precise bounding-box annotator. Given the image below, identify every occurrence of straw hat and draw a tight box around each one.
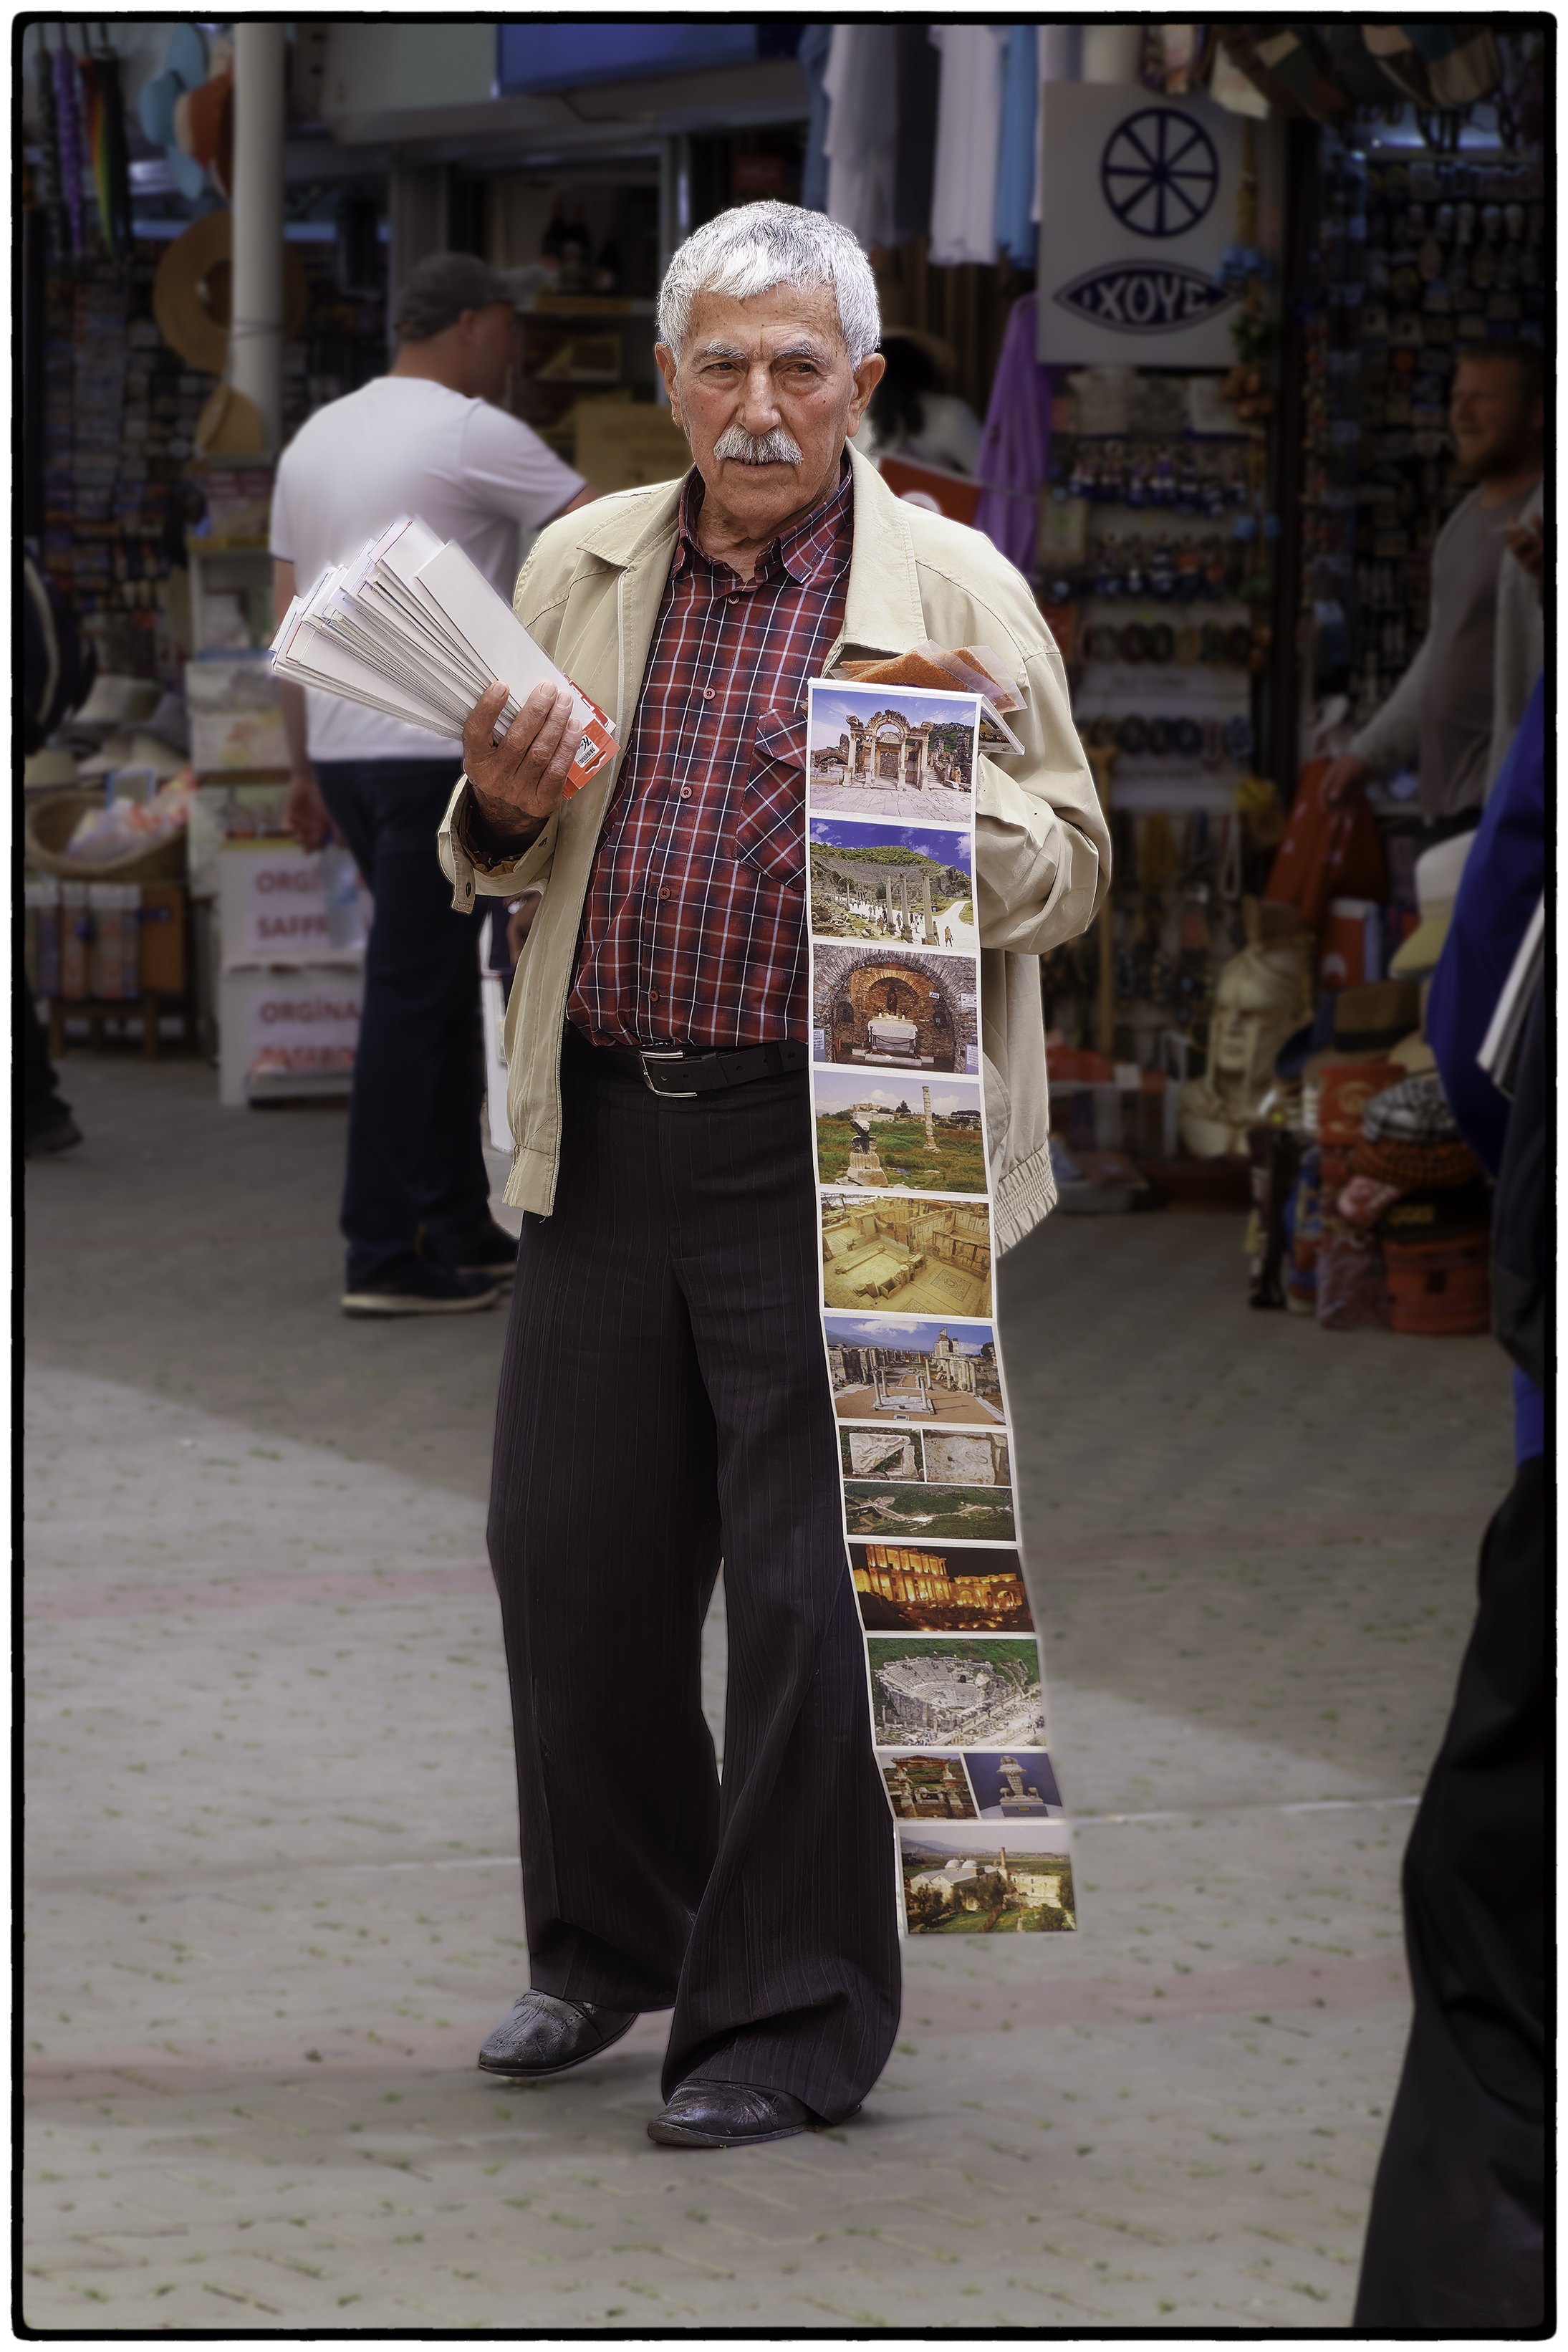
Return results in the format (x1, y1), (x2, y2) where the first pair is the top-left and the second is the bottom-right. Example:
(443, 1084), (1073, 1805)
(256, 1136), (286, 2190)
(153, 212), (309, 374)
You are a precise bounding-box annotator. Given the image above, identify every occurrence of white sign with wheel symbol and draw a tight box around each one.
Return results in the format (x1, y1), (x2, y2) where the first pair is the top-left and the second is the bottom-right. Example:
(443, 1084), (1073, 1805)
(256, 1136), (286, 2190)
(1037, 87), (1281, 366)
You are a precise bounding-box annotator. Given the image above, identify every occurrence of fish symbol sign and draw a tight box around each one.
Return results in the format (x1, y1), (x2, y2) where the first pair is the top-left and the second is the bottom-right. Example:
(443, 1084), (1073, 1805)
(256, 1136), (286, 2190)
(1052, 261), (1234, 335)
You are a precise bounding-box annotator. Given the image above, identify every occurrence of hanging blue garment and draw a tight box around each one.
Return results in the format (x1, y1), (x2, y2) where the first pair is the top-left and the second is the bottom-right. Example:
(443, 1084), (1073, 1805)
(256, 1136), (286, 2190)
(994, 25), (1039, 268)
(798, 24), (833, 214)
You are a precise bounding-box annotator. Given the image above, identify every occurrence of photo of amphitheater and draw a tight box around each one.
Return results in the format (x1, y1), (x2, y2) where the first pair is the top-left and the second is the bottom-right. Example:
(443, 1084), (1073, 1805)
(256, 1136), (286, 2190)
(820, 1192), (991, 1317)
(866, 1636), (1044, 1748)
(807, 683), (977, 821)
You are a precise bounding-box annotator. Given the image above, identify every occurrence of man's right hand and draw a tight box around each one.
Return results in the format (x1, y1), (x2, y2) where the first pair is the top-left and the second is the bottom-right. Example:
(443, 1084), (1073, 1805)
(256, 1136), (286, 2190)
(463, 681), (580, 850)
(1320, 752), (1372, 808)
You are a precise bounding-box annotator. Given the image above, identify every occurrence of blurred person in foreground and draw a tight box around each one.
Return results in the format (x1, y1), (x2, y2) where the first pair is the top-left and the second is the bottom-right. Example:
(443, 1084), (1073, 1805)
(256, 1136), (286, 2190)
(1355, 680), (1546, 2328)
(21, 551), (95, 1157)
(437, 203), (1107, 2149)
(270, 253), (595, 1317)
(1322, 341), (1544, 840)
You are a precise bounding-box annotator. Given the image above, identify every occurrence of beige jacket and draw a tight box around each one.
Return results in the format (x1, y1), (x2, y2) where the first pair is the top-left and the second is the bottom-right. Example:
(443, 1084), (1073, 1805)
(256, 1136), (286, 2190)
(438, 444), (1109, 1252)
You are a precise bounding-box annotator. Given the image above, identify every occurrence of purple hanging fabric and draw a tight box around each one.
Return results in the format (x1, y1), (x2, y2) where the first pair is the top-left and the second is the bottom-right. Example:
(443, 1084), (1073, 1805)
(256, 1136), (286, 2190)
(973, 294), (1052, 575)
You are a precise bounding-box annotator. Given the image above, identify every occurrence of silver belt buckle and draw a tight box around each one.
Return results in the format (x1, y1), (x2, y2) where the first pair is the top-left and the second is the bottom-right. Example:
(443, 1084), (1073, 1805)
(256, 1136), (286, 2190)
(640, 1048), (700, 1099)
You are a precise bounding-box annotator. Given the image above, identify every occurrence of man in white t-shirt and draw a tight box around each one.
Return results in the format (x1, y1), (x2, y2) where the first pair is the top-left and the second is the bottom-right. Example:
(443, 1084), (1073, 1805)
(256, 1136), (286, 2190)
(270, 252), (592, 1316)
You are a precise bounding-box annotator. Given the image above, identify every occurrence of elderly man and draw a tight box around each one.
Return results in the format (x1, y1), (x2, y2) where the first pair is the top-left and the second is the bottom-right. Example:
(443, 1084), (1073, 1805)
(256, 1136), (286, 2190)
(438, 203), (1107, 2149)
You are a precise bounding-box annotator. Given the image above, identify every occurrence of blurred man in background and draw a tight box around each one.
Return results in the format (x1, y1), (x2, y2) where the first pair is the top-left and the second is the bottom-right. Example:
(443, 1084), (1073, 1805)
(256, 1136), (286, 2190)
(1322, 342), (1544, 840)
(270, 252), (595, 1317)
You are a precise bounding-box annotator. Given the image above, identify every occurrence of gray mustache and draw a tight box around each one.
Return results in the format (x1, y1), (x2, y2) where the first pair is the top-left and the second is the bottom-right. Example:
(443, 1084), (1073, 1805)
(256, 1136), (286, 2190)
(713, 423), (804, 466)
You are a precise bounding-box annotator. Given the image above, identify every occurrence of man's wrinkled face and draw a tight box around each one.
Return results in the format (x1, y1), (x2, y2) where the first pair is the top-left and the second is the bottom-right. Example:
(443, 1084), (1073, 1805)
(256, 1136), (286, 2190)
(658, 284), (883, 541)
(1449, 358), (1544, 478)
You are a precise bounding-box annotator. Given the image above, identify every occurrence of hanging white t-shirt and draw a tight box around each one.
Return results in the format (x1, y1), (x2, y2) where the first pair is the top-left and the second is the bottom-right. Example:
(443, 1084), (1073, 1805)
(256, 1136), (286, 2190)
(928, 25), (1009, 266)
(823, 24), (899, 249)
(269, 375), (584, 763)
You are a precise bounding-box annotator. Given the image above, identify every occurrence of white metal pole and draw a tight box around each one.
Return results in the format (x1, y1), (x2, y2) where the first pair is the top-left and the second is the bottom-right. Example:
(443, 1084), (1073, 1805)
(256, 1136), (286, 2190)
(230, 24), (286, 453)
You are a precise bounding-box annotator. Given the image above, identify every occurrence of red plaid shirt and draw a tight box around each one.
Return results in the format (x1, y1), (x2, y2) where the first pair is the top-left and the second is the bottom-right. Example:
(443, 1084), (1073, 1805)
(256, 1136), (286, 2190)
(566, 461), (854, 1049)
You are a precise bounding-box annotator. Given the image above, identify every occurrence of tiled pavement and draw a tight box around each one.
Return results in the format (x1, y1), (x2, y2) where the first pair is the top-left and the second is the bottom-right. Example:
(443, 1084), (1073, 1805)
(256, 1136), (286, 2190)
(22, 1060), (1511, 2330)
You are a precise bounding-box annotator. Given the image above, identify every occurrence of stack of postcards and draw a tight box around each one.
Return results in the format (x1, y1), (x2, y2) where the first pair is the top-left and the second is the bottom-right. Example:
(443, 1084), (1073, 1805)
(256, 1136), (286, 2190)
(270, 515), (616, 795)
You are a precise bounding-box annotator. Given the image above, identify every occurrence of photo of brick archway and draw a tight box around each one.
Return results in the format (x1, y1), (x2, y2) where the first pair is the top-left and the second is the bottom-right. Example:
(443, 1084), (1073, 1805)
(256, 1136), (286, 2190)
(812, 944), (979, 1075)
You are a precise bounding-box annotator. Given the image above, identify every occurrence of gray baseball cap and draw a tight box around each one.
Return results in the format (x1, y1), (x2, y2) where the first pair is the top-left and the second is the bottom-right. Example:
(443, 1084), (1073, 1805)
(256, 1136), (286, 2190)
(394, 252), (521, 342)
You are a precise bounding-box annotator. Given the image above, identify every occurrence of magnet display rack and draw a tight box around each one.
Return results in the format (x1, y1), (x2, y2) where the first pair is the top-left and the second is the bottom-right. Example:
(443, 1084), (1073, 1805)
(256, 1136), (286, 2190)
(1301, 133), (1545, 739)
(1036, 368), (1274, 1080)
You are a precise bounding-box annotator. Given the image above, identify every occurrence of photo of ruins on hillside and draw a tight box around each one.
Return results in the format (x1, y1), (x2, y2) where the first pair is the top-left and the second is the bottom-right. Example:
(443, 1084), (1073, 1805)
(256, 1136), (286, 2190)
(812, 1068), (986, 1196)
(808, 816), (977, 954)
(844, 1479), (1015, 1543)
(898, 1826), (1077, 1934)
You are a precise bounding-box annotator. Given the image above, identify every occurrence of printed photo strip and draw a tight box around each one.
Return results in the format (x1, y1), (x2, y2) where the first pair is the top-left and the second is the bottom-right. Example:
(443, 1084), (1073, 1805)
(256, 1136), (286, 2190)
(804, 677), (1069, 1933)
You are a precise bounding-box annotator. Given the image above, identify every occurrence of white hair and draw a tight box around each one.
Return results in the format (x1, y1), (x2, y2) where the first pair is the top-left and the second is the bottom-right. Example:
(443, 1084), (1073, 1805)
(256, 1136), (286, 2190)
(657, 201), (881, 368)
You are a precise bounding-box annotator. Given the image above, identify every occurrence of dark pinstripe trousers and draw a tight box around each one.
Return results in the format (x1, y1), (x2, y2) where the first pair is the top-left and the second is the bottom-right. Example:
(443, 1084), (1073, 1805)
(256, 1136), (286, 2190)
(486, 1029), (901, 2121)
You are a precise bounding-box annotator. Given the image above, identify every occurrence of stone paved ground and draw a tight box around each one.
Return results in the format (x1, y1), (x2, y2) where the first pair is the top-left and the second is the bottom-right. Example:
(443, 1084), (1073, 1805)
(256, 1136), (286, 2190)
(22, 1058), (1512, 2331)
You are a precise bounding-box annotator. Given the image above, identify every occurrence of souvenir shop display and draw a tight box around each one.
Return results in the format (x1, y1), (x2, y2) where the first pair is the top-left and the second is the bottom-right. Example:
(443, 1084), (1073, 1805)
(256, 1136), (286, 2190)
(1033, 363), (1277, 1088)
(1299, 133), (1545, 738)
(804, 671), (1074, 1936)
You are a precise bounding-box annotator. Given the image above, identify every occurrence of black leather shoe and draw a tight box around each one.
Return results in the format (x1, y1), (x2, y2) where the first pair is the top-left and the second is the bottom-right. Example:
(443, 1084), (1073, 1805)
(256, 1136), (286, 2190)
(477, 1991), (638, 2079)
(647, 2081), (816, 2149)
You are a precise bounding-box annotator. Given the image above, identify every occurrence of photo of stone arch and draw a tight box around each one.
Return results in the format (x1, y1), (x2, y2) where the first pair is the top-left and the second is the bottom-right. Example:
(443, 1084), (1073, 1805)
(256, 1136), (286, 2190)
(812, 945), (979, 1076)
(807, 683), (978, 820)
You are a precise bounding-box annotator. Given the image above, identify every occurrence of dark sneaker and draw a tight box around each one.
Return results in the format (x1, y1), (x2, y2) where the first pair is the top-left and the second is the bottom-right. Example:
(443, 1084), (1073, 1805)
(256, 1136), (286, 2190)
(24, 1105), (82, 1158)
(341, 1263), (499, 1318)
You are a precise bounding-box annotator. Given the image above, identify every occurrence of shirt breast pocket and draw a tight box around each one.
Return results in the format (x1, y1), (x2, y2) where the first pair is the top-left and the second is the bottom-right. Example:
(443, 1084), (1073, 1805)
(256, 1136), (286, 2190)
(731, 708), (807, 890)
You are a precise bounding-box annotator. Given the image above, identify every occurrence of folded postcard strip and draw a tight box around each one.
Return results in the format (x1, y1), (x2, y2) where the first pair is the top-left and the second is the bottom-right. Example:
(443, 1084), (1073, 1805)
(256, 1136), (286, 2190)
(271, 515), (617, 797)
(804, 675), (1076, 1937)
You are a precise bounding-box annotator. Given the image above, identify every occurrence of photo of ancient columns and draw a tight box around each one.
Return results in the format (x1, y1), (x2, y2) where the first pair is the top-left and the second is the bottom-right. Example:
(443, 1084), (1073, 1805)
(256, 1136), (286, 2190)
(807, 684), (978, 820)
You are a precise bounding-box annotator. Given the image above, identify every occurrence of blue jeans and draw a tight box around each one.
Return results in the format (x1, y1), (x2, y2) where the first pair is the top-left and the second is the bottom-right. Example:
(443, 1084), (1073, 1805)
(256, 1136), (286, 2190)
(314, 758), (491, 1288)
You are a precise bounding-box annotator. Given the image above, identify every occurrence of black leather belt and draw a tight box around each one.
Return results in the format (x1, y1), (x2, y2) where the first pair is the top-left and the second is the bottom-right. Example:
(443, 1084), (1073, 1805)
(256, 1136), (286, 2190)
(567, 1027), (808, 1098)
